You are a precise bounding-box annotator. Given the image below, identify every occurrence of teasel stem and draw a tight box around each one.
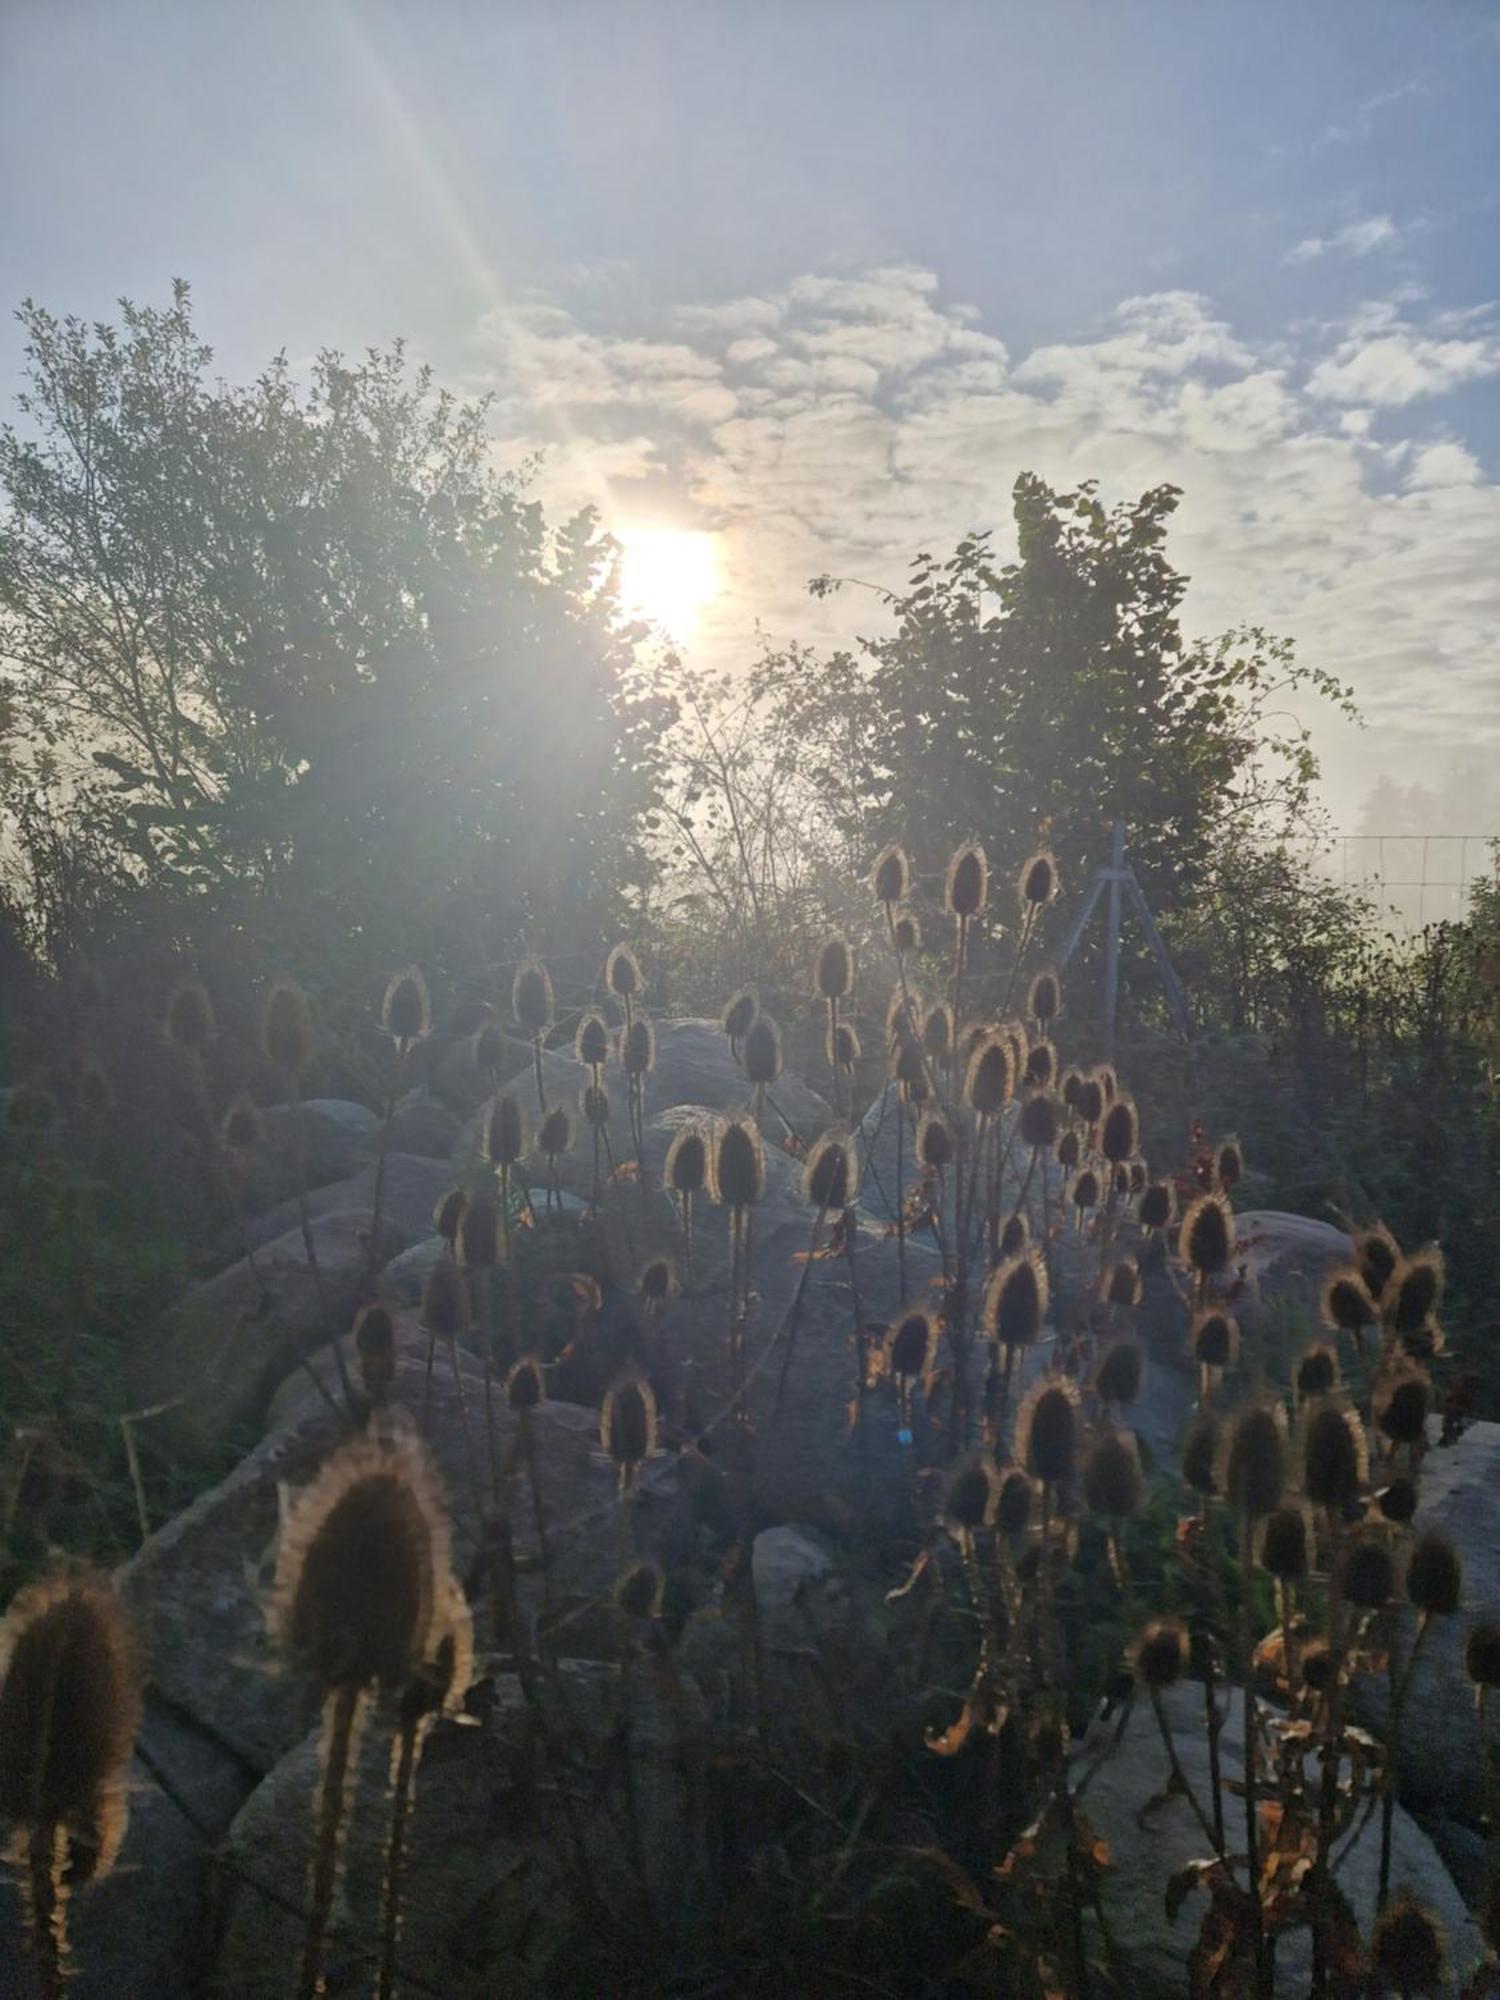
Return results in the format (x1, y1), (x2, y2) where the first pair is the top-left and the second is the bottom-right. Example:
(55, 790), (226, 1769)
(446, 1332), (485, 1529)
(1239, 1514), (1271, 2000)
(774, 1200), (829, 1415)
(378, 1710), (425, 2000)
(1481, 1685), (1497, 1842)
(517, 1409), (558, 1633)
(999, 905), (1037, 1019)
(1148, 1685), (1227, 1860)
(678, 1188), (695, 1290)
(1204, 1643), (1228, 1855)
(365, 1039), (409, 1295)
(298, 1683), (364, 2000)
(474, 1267), (502, 1515)
(843, 1203), (867, 1433)
(1312, 1512), (1348, 1953)
(828, 997), (843, 1122)
(287, 1066), (356, 1418)
(531, 1031), (547, 1116)
(1277, 1577), (1301, 1701)
(728, 1206), (750, 1430)
(22, 1823), (66, 2000)
(1378, 1611), (1433, 1908)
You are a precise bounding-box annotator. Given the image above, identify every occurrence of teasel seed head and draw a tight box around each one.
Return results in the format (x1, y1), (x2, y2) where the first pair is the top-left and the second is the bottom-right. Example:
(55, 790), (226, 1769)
(1077, 1076), (1105, 1127)
(664, 1121), (708, 1198)
(1139, 1181), (1173, 1231)
(814, 937), (855, 1002)
(1301, 1399), (1368, 1512)
(602, 1373), (657, 1477)
(721, 987), (759, 1043)
(983, 1247), (1049, 1351)
(1179, 1190), (1235, 1278)
(221, 1093), (266, 1155)
(804, 1130), (858, 1212)
(1016, 1377), (1082, 1485)
(945, 841), (988, 920)
(891, 910), (920, 956)
(1218, 1402), (1287, 1517)
(621, 1016), (656, 1082)
(272, 1432), (450, 1693)
(605, 944), (642, 1000)
(998, 1211), (1029, 1259)
(1301, 1638), (1338, 1694)
(1019, 850), (1059, 909)
(485, 1094), (524, 1167)
(382, 966), (431, 1048)
(1190, 1310), (1239, 1371)
(1106, 1258), (1142, 1309)
(1057, 1128), (1081, 1171)
(1295, 1344), (1340, 1398)
(741, 1013), (782, 1086)
(1069, 1166), (1102, 1216)
(353, 1305), (397, 1406)
(996, 1469), (1035, 1534)
(1375, 1367), (1431, 1446)
(1384, 1248), (1444, 1338)
(165, 978), (215, 1052)
(1406, 1531), (1462, 1617)
(1464, 1623), (1500, 1689)
(1322, 1268), (1377, 1337)
(1018, 1092), (1059, 1152)
(872, 842), (911, 907)
(1023, 1038), (1056, 1090)
(506, 1355), (545, 1413)
(1259, 1504), (1311, 1580)
(421, 1259), (470, 1340)
(1135, 1618), (1189, 1691)
(1342, 1536), (1396, 1611)
(1215, 1138), (1244, 1192)
(512, 957), (554, 1036)
(827, 1020), (861, 1068)
(262, 978), (314, 1075)
(582, 1082), (610, 1130)
(538, 1104), (573, 1160)
(916, 1111), (955, 1171)
(1370, 1898), (1445, 1996)
(964, 1033), (1012, 1117)
(1355, 1224), (1401, 1305)
(576, 1013), (610, 1070)
(432, 1186), (466, 1249)
(1182, 1411), (1220, 1496)
(0, 1573), (140, 1868)
(888, 1311), (935, 1382)
(615, 1560), (664, 1621)
(1028, 969), (1061, 1027)
(457, 1187), (503, 1269)
(943, 1454), (1000, 1536)
(1378, 1477), (1418, 1526)
(473, 1019), (505, 1078)
(1096, 1064), (1119, 1104)
(711, 1113), (765, 1209)
(638, 1258), (676, 1307)
(1084, 1430), (1143, 1521)
(1100, 1097), (1139, 1167)
(1096, 1339), (1144, 1407)
(923, 1003), (954, 1065)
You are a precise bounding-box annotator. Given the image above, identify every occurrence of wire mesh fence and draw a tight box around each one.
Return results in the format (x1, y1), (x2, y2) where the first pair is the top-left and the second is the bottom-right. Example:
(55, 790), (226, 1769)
(1314, 833), (1499, 931)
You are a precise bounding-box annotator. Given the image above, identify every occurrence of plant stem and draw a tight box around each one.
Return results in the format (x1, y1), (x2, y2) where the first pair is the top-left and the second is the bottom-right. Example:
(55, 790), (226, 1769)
(297, 1684), (362, 2000)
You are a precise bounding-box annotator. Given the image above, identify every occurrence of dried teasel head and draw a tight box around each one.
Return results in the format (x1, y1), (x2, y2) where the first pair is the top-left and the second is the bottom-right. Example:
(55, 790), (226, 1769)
(0, 1573), (140, 1873)
(945, 842), (988, 921)
(262, 978), (314, 1075)
(1069, 1165), (1102, 1216)
(998, 1210), (1029, 1259)
(488, 1096), (528, 1168)
(983, 1247), (1048, 1351)
(1375, 1366), (1431, 1446)
(1061, 1067), (1085, 1112)
(827, 1020), (861, 1069)
(1056, 1128), (1081, 1171)
(576, 1013), (610, 1070)
(1322, 1268), (1377, 1338)
(472, 1018), (505, 1079)
(432, 1186), (466, 1249)
(1383, 1248), (1444, 1339)
(923, 1003), (954, 1066)
(512, 957), (554, 1036)
(1355, 1224), (1401, 1305)
(1135, 1618), (1189, 1690)
(638, 1257), (676, 1308)
(804, 1131), (858, 1211)
(581, 1082), (611, 1129)
(165, 978), (215, 1053)
(1181, 1411), (1220, 1496)
(421, 1259), (470, 1340)
(271, 1432), (452, 1693)
(871, 842), (911, 907)
(1215, 1138), (1244, 1192)
(1106, 1258), (1142, 1309)
(1218, 1403), (1287, 1518)
(721, 987), (759, 1043)
(1259, 1504), (1312, 1581)
(621, 1015), (656, 1080)
(1095, 1065), (1118, 1105)
(615, 1561), (665, 1621)
(382, 966), (432, 1048)
(1018, 1092), (1059, 1152)
(457, 1187), (503, 1269)
(601, 1373), (657, 1477)
(1138, 1181), (1173, 1231)
(1028, 969), (1061, 1027)
(1295, 1344), (1340, 1398)
(814, 937), (855, 1002)
(1077, 1076), (1105, 1127)
(1084, 1430), (1143, 1521)
(1019, 850), (1059, 910)
(1300, 1398), (1368, 1512)
(1377, 1476), (1418, 1526)
(888, 1310), (935, 1382)
(964, 1033), (1012, 1117)
(1179, 1191), (1234, 1278)
(1464, 1623), (1500, 1689)
(891, 910), (920, 956)
(1096, 1339), (1145, 1407)
(1342, 1536), (1396, 1611)
(1022, 1038), (1056, 1090)
(1370, 1898), (1445, 1997)
(996, 1468), (1035, 1534)
(1015, 1377), (1082, 1485)
(353, 1304), (397, 1406)
(506, 1355), (545, 1413)
(1406, 1531), (1462, 1617)
(1100, 1098), (1139, 1167)
(712, 1113), (764, 1209)
(916, 1111), (955, 1171)
(221, 1093), (266, 1155)
(741, 1013), (782, 1086)
(664, 1121), (708, 1197)
(943, 1454), (1000, 1537)
(605, 944), (643, 1000)
(538, 1104), (574, 1159)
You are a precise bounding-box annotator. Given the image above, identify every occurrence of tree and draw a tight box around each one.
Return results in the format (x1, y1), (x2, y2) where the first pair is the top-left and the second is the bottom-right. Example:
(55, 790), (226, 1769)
(0, 284), (672, 981)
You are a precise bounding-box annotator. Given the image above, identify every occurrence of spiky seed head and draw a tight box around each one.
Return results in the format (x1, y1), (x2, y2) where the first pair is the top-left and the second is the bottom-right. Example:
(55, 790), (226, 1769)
(1136, 1619), (1189, 1691)
(1069, 1166), (1102, 1214)
(1216, 1139), (1244, 1191)
(166, 978), (215, 1052)
(1260, 1505), (1311, 1580)
(0, 1574), (140, 1853)
(1465, 1623), (1500, 1689)
(1322, 1269), (1376, 1335)
(421, 1259), (469, 1339)
(1376, 1368), (1431, 1446)
(602, 1374), (657, 1471)
(804, 1131), (858, 1211)
(621, 1015), (656, 1080)
(354, 1305), (397, 1404)
(1182, 1411), (1219, 1496)
(964, 1034), (1012, 1117)
(638, 1258), (676, 1306)
(1385, 1249), (1444, 1337)
(1019, 1092), (1059, 1152)
(1023, 1038), (1057, 1089)
(998, 1211), (1030, 1259)
(1355, 1224), (1401, 1304)
(506, 1355), (545, 1412)
(262, 979), (314, 1075)
(1179, 1191), (1234, 1277)
(473, 1019), (505, 1077)
(996, 1470), (1034, 1534)
(432, 1186), (466, 1247)
(721, 987), (759, 1042)
(1301, 1639), (1337, 1694)
(742, 1014), (782, 1086)
(605, 944), (642, 999)
(1099, 1065), (1120, 1104)
(945, 842), (988, 920)
(1343, 1537), (1396, 1611)
(273, 1433), (449, 1692)
(984, 1248), (1048, 1351)
(1057, 1129), (1081, 1171)
(1296, 1345), (1340, 1398)
(1077, 1076), (1105, 1127)
(1100, 1098), (1139, 1166)
(1061, 1067), (1085, 1110)
(1370, 1899), (1445, 1997)
(1107, 1258), (1142, 1308)
(1016, 1378), (1082, 1485)
(1028, 970), (1061, 1025)
(1219, 1404), (1287, 1517)
(815, 937), (855, 1001)
(512, 958), (554, 1036)
(891, 911), (920, 955)
(1019, 850), (1059, 909)
(1406, 1531), (1462, 1617)
(1139, 1182), (1173, 1231)
(943, 1454), (1000, 1535)
(916, 1112), (955, 1171)
(827, 1020), (861, 1068)
(923, 1003), (954, 1063)
(615, 1561), (664, 1620)
(872, 843), (911, 907)
(484, 1094), (524, 1166)
(1085, 1430), (1143, 1520)
(889, 1311), (935, 1381)
(1191, 1310), (1239, 1370)
(1378, 1477), (1418, 1526)
(1097, 1339), (1144, 1406)
(712, 1114), (765, 1209)
(538, 1105), (573, 1158)
(1301, 1400), (1368, 1512)
(221, 1094), (266, 1154)
(582, 1082), (610, 1129)
(664, 1122), (708, 1197)
(458, 1188), (503, 1269)
(576, 1013), (610, 1069)
(382, 966), (432, 1047)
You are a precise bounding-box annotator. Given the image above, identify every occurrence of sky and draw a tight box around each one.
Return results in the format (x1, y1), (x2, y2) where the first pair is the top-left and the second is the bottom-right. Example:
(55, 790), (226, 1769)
(3, 0), (1499, 873)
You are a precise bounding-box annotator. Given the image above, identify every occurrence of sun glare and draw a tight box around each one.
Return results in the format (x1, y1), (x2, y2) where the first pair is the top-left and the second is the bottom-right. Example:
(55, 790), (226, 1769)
(616, 526), (721, 641)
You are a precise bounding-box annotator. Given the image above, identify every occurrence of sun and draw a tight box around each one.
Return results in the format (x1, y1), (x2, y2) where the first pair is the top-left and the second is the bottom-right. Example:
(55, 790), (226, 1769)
(615, 526), (721, 641)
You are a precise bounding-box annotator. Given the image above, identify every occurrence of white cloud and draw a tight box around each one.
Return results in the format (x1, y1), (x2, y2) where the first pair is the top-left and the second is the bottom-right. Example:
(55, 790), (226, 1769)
(1288, 213), (1402, 263)
(1306, 302), (1500, 405)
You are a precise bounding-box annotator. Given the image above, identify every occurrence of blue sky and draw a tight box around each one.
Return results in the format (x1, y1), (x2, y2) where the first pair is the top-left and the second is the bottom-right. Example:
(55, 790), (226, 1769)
(3, 0), (1499, 840)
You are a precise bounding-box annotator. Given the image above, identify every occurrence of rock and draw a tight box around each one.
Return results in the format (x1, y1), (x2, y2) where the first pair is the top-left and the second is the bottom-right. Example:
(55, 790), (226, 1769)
(1079, 1682), (1481, 1997)
(240, 1099), (380, 1212)
(380, 1232), (451, 1305)
(237, 1152), (456, 1254)
(752, 1525), (838, 1650)
(136, 1208), (412, 1445)
(387, 1089), (462, 1160)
